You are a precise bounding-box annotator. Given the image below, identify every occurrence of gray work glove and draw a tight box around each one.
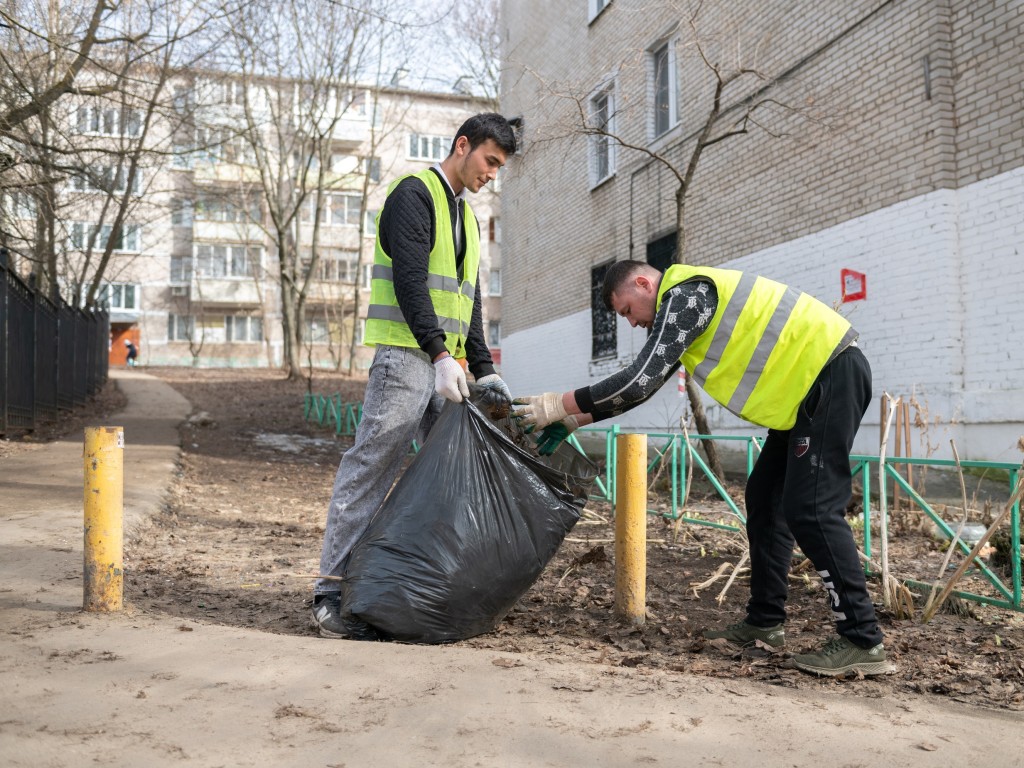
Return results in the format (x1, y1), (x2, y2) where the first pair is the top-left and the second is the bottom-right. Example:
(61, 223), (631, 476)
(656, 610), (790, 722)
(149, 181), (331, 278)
(476, 374), (512, 402)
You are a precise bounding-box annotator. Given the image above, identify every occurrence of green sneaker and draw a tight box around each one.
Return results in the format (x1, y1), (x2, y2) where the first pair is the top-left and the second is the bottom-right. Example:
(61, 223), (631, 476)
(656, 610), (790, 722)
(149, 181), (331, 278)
(791, 636), (894, 677)
(704, 621), (786, 648)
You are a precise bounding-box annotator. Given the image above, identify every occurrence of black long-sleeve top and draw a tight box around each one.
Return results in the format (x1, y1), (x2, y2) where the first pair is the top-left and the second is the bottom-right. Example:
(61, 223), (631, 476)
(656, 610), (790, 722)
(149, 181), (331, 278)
(573, 280), (718, 422)
(376, 167), (495, 379)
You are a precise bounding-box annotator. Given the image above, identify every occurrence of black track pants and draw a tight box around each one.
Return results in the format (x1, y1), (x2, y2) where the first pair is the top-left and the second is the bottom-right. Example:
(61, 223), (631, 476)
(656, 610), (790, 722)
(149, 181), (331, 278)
(743, 345), (883, 648)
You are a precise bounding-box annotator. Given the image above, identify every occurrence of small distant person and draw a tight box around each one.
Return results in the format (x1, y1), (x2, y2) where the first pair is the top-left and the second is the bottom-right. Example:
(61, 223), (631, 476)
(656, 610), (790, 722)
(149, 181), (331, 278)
(124, 339), (138, 367)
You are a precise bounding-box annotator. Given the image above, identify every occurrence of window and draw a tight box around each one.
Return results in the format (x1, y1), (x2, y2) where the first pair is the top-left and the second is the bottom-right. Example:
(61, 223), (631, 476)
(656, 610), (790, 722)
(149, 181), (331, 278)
(646, 231), (677, 273)
(98, 283), (139, 311)
(171, 199), (194, 227)
(591, 263), (617, 359)
(303, 316), (333, 344)
(192, 126), (254, 165)
(191, 243), (260, 278)
(489, 217), (501, 243)
(589, 0), (611, 22)
(225, 315), (262, 342)
(300, 193), (362, 227)
(71, 165), (142, 196)
(172, 143), (193, 169)
(651, 39), (678, 138)
(361, 262), (372, 290)
(75, 104), (142, 137)
(170, 254), (192, 283)
(408, 133), (452, 162)
(330, 193), (362, 226)
(364, 209), (377, 236)
(194, 195), (260, 223)
(222, 80), (245, 107)
(70, 222), (140, 252)
(488, 321), (501, 348)
(6, 192), (36, 219)
(167, 313), (194, 341)
(363, 156), (381, 182)
(488, 269), (502, 296)
(301, 249), (358, 282)
(589, 82), (616, 184)
(172, 85), (194, 114)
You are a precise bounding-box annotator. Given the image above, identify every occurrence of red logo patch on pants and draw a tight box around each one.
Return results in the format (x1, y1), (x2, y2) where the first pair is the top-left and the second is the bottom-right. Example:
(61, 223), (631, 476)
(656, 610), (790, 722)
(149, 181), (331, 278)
(794, 437), (810, 458)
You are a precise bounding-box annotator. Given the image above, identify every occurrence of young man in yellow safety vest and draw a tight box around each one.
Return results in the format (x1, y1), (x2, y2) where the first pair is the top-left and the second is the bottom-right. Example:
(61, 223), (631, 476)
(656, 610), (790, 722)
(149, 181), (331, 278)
(313, 113), (517, 640)
(514, 259), (894, 677)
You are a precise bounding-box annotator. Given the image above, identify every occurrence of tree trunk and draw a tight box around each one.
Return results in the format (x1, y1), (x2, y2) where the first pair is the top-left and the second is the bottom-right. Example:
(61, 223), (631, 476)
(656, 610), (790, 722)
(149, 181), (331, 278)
(280, 287), (302, 379)
(675, 190), (726, 483)
(685, 376), (726, 483)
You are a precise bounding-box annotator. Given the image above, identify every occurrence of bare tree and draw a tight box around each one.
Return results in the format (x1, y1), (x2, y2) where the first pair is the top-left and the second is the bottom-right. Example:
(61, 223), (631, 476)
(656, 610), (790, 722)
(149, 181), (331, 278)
(0, 0), (230, 301)
(523, 3), (835, 481)
(0, 0), (116, 137)
(219, 0), (401, 378)
(438, 0), (501, 107)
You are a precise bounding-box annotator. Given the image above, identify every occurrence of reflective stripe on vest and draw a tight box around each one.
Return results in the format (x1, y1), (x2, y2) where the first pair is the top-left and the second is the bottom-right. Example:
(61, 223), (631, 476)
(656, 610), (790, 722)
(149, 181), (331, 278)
(659, 264), (856, 430)
(363, 169), (479, 356)
(370, 264), (476, 300)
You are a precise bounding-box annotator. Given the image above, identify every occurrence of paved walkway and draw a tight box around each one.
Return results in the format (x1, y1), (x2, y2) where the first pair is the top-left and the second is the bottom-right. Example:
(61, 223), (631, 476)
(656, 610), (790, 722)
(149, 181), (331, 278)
(1, 371), (1020, 767)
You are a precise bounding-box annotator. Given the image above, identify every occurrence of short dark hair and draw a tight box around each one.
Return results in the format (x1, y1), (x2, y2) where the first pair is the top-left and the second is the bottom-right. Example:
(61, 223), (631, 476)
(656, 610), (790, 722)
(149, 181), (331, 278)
(601, 260), (656, 310)
(450, 113), (517, 156)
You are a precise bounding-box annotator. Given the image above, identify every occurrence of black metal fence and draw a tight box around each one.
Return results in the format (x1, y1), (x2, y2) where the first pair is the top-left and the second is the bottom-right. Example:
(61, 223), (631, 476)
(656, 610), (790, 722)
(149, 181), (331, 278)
(0, 248), (109, 434)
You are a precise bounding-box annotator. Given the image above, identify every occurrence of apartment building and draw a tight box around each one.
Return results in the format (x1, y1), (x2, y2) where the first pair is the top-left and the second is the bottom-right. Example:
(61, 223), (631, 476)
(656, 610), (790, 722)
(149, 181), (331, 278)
(4, 74), (502, 372)
(498, 0), (1023, 460)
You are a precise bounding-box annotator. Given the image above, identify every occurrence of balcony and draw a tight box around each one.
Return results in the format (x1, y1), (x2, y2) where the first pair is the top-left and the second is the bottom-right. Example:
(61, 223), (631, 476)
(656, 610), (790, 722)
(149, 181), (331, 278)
(192, 277), (261, 306)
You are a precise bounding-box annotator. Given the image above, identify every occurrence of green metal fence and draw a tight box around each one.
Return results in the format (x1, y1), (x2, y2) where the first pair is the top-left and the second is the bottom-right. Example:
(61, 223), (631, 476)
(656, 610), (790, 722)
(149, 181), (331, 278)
(303, 392), (422, 451)
(302, 395), (1021, 611)
(303, 393), (362, 437)
(569, 426), (1022, 612)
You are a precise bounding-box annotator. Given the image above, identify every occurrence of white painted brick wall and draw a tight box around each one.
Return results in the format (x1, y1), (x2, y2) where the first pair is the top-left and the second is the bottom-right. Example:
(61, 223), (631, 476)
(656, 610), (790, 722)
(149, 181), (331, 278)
(503, 167), (1024, 461)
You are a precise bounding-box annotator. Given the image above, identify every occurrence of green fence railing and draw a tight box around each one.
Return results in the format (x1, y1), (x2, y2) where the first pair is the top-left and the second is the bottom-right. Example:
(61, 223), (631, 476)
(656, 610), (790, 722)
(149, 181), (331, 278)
(569, 427), (1022, 612)
(304, 393), (362, 437)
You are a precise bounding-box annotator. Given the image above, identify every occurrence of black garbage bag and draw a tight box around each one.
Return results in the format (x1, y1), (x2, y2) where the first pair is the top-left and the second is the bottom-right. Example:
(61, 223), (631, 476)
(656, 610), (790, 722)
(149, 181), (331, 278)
(341, 390), (597, 644)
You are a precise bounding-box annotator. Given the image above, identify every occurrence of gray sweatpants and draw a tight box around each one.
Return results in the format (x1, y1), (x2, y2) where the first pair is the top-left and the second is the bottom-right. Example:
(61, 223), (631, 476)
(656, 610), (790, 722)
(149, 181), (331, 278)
(315, 344), (445, 595)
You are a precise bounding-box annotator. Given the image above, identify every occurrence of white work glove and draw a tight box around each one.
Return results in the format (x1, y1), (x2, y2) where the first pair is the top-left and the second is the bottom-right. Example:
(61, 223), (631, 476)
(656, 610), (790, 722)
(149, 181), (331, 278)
(476, 374), (512, 402)
(433, 355), (470, 403)
(512, 392), (568, 432)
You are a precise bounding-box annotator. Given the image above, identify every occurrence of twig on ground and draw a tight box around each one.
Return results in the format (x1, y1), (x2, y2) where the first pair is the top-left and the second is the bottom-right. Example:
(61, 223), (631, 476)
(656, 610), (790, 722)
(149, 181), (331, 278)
(923, 441), (973, 617)
(716, 550), (749, 605)
(689, 561), (743, 597)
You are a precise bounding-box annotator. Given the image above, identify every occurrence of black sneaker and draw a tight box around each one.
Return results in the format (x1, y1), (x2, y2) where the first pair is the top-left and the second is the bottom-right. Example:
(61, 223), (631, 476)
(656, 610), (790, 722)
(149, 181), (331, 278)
(311, 593), (379, 641)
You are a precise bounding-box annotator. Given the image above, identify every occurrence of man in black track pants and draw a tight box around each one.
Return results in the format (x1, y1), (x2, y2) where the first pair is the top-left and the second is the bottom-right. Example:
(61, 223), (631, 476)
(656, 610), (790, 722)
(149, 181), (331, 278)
(514, 259), (893, 677)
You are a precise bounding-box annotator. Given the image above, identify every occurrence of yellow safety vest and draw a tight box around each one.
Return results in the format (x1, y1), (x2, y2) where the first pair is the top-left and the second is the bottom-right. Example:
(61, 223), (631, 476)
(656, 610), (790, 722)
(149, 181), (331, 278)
(363, 170), (479, 357)
(658, 264), (857, 430)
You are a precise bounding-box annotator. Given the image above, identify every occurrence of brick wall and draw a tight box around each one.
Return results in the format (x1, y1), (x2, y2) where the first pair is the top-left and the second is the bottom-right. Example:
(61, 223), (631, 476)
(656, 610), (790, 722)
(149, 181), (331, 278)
(499, 0), (1024, 459)
(503, 167), (1024, 459)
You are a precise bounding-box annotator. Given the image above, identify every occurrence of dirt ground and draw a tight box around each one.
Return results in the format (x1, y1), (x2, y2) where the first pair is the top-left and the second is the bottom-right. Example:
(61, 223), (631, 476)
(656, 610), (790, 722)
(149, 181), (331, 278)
(14, 366), (1024, 714)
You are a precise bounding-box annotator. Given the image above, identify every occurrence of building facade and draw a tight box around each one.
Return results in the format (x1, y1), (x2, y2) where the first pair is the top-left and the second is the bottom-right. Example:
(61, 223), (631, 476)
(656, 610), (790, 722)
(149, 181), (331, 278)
(498, 0), (1023, 460)
(4, 76), (503, 373)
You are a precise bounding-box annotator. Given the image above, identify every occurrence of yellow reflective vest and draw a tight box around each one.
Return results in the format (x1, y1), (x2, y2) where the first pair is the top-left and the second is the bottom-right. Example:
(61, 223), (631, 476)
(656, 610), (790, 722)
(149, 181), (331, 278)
(363, 170), (479, 358)
(658, 264), (857, 430)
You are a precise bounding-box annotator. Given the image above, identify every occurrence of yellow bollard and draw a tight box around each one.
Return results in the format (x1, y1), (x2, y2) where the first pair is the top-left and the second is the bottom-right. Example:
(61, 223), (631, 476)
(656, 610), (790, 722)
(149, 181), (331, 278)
(83, 426), (124, 612)
(614, 433), (646, 626)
